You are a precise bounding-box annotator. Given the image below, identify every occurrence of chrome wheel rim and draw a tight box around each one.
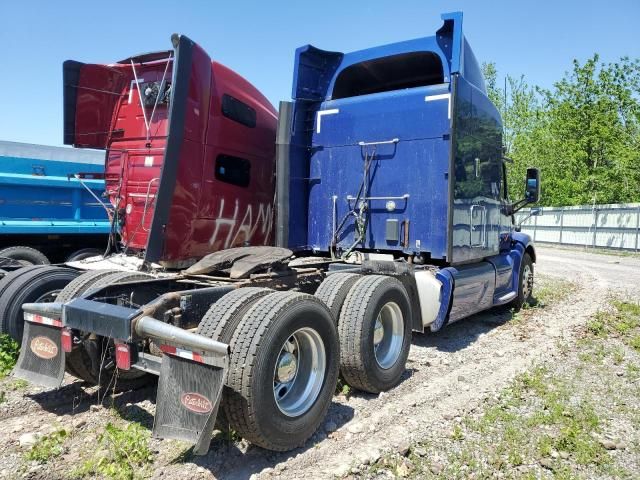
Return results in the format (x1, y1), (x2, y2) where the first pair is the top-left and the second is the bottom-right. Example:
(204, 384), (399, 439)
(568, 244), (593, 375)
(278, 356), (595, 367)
(273, 327), (326, 417)
(373, 302), (404, 369)
(522, 264), (533, 300)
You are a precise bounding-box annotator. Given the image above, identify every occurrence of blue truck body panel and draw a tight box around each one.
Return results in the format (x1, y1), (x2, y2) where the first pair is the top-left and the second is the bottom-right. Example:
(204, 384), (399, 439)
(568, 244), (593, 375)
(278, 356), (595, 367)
(0, 141), (109, 235)
(282, 11), (537, 327)
(286, 12), (506, 265)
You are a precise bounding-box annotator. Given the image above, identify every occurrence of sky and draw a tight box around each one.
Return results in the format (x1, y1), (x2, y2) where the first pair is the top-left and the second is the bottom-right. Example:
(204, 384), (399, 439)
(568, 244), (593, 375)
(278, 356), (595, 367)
(1, 0), (638, 147)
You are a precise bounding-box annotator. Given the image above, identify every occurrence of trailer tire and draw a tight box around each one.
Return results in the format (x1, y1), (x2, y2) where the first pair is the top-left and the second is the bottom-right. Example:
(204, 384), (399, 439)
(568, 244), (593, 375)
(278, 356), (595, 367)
(65, 248), (104, 262)
(0, 266), (48, 334)
(0, 246), (50, 266)
(314, 273), (361, 323)
(338, 275), (412, 393)
(0, 266), (80, 341)
(224, 291), (339, 451)
(58, 270), (152, 389)
(510, 253), (534, 312)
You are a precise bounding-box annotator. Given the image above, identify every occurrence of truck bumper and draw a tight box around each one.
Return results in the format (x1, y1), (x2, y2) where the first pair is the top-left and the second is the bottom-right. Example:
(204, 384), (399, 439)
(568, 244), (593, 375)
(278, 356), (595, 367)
(13, 299), (228, 455)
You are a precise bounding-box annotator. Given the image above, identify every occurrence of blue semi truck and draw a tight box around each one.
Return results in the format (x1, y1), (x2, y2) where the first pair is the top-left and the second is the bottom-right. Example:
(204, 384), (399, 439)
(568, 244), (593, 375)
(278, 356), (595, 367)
(12, 12), (540, 454)
(0, 140), (109, 267)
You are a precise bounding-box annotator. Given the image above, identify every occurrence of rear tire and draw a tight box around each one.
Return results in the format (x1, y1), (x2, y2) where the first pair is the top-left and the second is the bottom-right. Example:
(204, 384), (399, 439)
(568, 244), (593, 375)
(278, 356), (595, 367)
(197, 287), (273, 344)
(0, 266), (47, 334)
(0, 266), (80, 341)
(65, 248), (104, 262)
(338, 275), (412, 393)
(0, 246), (49, 266)
(87, 271), (152, 292)
(224, 291), (339, 451)
(314, 273), (361, 323)
(196, 287), (273, 428)
(55, 270), (119, 378)
(57, 270), (152, 389)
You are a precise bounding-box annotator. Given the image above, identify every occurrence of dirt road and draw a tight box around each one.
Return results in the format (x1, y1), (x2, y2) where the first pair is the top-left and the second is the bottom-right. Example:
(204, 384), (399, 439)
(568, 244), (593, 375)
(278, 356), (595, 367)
(0, 246), (637, 479)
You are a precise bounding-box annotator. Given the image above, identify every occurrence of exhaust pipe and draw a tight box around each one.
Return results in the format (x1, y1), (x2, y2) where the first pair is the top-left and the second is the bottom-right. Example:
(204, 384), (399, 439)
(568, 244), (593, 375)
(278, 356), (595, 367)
(134, 316), (228, 357)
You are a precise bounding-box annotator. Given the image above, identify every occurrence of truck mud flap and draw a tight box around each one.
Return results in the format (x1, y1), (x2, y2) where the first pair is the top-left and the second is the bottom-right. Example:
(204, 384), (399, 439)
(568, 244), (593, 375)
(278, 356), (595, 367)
(13, 317), (65, 389)
(153, 350), (227, 455)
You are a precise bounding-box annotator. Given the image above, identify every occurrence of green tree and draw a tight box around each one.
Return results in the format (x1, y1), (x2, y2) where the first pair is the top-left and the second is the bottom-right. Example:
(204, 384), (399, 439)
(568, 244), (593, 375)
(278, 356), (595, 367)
(482, 56), (640, 206)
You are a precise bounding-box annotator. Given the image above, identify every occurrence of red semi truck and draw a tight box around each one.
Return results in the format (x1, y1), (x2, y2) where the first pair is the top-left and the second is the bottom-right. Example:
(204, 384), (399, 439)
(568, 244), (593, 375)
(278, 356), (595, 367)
(0, 34), (277, 342)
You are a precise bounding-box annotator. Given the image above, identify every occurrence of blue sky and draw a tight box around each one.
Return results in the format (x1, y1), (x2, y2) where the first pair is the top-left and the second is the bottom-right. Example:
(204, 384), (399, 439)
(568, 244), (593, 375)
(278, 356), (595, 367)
(1, 0), (638, 147)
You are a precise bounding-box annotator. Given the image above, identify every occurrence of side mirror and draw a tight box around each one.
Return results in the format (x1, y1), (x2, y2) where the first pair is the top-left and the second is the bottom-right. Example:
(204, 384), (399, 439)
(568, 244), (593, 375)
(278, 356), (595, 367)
(524, 167), (540, 204)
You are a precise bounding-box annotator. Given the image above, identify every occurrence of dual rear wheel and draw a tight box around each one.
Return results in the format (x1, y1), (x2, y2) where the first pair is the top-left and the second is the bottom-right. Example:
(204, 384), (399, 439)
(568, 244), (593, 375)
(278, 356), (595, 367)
(316, 273), (412, 393)
(198, 288), (339, 451)
(200, 273), (412, 450)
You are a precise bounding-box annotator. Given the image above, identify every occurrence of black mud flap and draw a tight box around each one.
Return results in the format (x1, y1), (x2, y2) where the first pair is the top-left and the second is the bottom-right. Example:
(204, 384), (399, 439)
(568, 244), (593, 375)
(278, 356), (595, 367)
(13, 320), (65, 389)
(153, 352), (227, 455)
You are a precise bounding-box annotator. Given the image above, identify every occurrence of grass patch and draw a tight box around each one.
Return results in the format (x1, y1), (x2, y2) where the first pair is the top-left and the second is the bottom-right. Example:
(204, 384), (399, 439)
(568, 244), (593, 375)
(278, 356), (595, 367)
(0, 334), (19, 378)
(365, 366), (612, 479)
(25, 429), (69, 463)
(335, 378), (352, 397)
(530, 276), (577, 309)
(586, 301), (640, 353)
(74, 422), (153, 479)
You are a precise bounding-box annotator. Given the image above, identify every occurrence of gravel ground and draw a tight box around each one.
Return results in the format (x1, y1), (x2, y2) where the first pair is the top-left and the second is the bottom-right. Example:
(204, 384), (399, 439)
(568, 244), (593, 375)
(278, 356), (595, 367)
(0, 245), (637, 480)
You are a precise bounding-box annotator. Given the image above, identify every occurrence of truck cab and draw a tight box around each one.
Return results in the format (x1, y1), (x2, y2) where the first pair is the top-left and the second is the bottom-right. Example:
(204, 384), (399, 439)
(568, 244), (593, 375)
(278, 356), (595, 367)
(278, 11), (540, 327)
(64, 34), (277, 268)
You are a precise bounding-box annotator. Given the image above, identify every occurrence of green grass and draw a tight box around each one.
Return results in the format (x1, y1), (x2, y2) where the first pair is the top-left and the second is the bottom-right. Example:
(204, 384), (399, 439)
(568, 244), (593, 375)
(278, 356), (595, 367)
(530, 277), (577, 309)
(74, 422), (153, 480)
(587, 301), (640, 352)
(0, 334), (19, 378)
(335, 378), (352, 397)
(364, 365), (612, 479)
(25, 429), (69, 463)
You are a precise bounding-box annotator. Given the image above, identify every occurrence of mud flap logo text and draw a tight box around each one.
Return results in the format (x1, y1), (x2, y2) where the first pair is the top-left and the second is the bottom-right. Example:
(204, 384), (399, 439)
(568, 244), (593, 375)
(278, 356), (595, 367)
(180, 392), (213, 414)
(30, 336), (58, 359)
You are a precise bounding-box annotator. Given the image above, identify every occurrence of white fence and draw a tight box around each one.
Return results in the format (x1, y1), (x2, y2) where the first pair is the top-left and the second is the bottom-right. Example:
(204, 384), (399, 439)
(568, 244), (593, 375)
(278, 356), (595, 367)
(515, 203), (640, 251)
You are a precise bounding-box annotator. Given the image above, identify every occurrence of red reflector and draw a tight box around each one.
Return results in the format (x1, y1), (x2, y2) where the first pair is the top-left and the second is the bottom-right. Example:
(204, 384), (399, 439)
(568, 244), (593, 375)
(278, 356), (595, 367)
(61, 328), (73, 353)
(115, 343), (131, 370)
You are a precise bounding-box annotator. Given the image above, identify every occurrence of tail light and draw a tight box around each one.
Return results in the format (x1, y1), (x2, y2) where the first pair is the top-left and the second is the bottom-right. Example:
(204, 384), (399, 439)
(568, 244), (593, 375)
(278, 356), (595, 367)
(115, 342), (131, 370)
(61, 328), (73, 353)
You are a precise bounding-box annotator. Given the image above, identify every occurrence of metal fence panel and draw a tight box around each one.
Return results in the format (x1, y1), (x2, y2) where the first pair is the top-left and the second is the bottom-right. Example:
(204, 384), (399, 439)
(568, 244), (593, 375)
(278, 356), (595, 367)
(514, 203), (640, 251)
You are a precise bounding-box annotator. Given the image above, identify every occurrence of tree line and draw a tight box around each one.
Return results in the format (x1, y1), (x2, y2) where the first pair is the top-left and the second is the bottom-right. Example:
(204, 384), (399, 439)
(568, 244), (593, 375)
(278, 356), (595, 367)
(482, 56), (640, 206)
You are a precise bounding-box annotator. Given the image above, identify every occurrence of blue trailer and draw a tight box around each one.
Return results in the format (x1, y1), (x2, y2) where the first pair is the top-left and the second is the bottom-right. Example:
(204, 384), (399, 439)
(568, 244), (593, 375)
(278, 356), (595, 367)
(12, 12), (541, 455)
(0, 140), (109, 266)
